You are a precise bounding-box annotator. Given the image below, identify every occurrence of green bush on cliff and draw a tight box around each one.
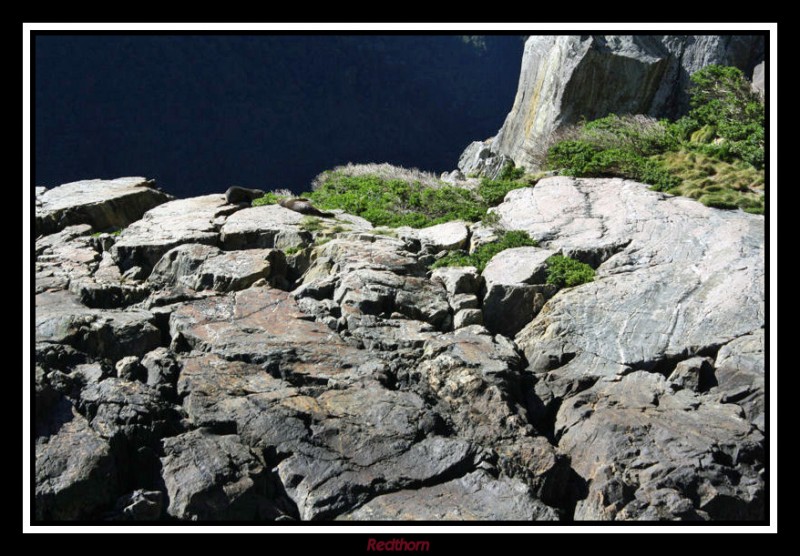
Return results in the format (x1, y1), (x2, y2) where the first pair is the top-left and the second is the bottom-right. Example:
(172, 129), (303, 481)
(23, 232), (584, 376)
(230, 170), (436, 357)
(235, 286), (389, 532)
(431, 230), (538, 273)
(678, 64), (765, 169)
(307, 173), (487, 228)
(306, 161), (536, 228)
(545, 255), (595, 288)
(544, 66), (765, 212)
(547, 140), (680, 191)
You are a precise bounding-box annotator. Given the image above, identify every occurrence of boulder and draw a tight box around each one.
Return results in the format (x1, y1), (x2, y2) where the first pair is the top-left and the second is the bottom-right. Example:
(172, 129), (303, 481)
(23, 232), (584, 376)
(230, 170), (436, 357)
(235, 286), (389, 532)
(220, 204), (306, 250)
(35, 402), (118, 520)
(169, 287), (374, 383)
(457, 140), (514, 179)
(453, 308), (483, 329)
(334, 268), (450, 329)
(160, 429), (269, 520)
(482, 247), (556, 286)
(405, 221), (470, 252)
(149, 243), (286, 292)
(35, 290), (162, 362)
(430, 266), (480, 296)
(480, 246), (558, 337)
(418, 329), (569, 500)
(112, 194), (238, 273)
(713, 330), (765, 431)
(35, 177), (172, 236)
(557, 371), (764, 520)
(508, 177), (764, 388)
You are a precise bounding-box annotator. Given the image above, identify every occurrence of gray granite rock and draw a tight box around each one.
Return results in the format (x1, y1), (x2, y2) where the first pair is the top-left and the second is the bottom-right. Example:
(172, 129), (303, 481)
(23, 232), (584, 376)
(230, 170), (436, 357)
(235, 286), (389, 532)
(453, 308), (483, 329)
(36, 290), (161, 362)
(149, 243), (286, 292)
(36, 177), (171, 236)
(430, 266), (480, 296)
(489, 35), (764, 169)
(160, 429), (269, 520)
(112, 195), (238, 273)
(557, 371), (764, 520)
(402, 221), (470, 252)
(457, 140), (514, 179)
(340, 470), (559, 520)
(35, 401), (118, 520)
(506, 177), (763, 386)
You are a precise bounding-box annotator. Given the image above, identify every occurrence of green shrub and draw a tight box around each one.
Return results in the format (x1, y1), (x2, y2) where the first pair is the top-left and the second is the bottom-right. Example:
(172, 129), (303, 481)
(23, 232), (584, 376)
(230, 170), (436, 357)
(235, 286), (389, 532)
(545, 255), (595, 288)
(477, 177), (526, 206)
(544, 67), (765, 208)
(685, 65), (765, 168)
(252, 192), (283, 206)
(431, 230), (538, 273)
(283, 246), (301, 255)
(547, 140), (598, 173)
(307, 173), (488, 228)
(498, 161), (525, 181)
(547, 142), (680, 191)
(582, 113), (677, 155)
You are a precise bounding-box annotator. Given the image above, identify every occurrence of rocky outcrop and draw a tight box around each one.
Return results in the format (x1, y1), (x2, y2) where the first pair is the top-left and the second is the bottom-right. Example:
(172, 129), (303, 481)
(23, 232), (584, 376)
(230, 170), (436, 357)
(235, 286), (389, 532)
(492, 176), (764, 520)
(32, 174), (765, 522)
(111, 194), (239, 275)
(481, 246), (558, 337)
(36, 177), (172, 236)
(457, 140), (513, 179)
(470, 35), (765, 170)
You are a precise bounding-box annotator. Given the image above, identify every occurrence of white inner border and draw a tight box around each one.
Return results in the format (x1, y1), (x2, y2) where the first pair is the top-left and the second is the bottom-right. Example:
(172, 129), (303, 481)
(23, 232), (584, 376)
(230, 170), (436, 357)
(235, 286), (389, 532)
(22, 21), (778, 534)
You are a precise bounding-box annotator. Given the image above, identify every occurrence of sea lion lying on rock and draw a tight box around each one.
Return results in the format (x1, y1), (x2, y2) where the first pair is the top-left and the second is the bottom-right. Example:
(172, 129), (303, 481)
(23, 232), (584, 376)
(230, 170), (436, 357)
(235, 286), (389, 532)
(225, 186), (265, 205)
(279, 198), (334, 218)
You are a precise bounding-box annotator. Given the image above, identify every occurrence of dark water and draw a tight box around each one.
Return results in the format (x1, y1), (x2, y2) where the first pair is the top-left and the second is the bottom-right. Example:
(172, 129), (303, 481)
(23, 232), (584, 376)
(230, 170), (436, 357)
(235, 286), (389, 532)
(34, 35), (523, 198)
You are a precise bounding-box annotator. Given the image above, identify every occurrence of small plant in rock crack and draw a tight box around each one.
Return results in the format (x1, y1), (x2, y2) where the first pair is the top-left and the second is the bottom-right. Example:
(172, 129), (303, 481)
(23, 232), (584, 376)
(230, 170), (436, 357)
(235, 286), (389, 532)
(545, 255), (595, 287)
(431, 230), (538, 273)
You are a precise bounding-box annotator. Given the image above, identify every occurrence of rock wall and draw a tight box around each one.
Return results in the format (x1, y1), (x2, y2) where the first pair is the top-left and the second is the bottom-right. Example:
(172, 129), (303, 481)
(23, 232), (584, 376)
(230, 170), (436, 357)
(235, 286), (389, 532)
(480, 35), (765, 170)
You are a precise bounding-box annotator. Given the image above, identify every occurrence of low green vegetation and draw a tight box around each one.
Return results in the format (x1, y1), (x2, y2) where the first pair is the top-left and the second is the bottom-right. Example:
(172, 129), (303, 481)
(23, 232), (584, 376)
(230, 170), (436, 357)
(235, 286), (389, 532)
(252, 192), (282, 206)
(431, 230), (538, 273)
(306, 162), (533, 229)
(307, 172), (484, 228)
(545, 255), (595, 288)
(300, 216), (323, 232)
(654, 150), (764, 214)
(680, 65), (764, 169)
(544, 65), (765, 213)
(476, 161), (532, 206)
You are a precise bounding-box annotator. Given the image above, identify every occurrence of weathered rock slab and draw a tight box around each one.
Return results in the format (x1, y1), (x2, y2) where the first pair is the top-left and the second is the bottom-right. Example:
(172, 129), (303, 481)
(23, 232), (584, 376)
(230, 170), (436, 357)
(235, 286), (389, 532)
(36, 177), (172, 236)
(340, 470), (559, 520)
(112, 195), (237, 273)
(160, 429), (269, 520)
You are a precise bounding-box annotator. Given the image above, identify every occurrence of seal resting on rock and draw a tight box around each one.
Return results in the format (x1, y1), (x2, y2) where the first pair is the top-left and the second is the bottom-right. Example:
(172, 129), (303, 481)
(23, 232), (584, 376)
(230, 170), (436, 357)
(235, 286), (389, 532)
(279, 198), (334, 218)
(225, 186), (265, 205)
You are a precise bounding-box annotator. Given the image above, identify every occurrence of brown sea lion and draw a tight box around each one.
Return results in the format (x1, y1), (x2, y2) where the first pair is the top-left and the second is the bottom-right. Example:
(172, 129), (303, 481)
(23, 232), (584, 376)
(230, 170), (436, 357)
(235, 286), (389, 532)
(225, 186), (265, 205)
(279, 197), (335, 218)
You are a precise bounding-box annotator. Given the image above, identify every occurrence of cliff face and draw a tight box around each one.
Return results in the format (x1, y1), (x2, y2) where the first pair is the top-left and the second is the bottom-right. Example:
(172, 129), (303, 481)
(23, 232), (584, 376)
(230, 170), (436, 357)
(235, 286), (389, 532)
(486, 35), (764, 170)
(33, 176), (764, 521)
